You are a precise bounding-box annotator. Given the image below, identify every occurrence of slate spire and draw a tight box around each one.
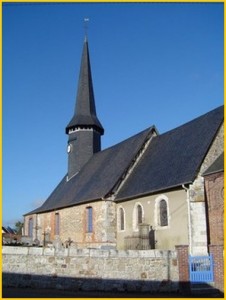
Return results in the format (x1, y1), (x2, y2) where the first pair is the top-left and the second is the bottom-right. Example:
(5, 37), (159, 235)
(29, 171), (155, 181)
(66, 37), (104, 179)
(66, 37), (104, 135)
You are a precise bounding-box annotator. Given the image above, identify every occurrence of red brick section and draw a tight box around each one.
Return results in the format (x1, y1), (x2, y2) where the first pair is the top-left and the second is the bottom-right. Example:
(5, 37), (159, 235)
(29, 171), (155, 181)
(205, 172), (224, 245)
(204, 172), (224, 293)
(175, 245), (190, 294)
(209, 244), (224, 293)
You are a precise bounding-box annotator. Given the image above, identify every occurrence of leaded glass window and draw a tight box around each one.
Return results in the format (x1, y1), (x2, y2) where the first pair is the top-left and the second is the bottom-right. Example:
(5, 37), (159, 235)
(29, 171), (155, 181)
(159, 199), (168, 226)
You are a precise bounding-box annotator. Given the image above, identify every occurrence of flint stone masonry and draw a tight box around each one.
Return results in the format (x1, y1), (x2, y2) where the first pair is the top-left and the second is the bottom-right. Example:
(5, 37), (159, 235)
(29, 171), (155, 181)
(187, 124), (224, 255)
(3, 246), (179, 293)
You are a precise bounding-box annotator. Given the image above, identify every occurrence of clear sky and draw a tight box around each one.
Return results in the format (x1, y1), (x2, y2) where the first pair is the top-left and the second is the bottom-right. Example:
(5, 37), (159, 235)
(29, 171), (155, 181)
(3, 2), (223, 227)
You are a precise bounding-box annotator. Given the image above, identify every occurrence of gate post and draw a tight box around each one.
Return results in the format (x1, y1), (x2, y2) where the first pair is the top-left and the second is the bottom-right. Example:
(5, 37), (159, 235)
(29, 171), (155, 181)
(209, 244), (224, 293)
(175, 245), (191, 294)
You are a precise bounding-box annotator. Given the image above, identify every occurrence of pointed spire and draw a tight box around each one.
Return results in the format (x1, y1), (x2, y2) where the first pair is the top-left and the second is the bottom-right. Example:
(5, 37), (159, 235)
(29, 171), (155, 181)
(66, 38), (104, 135)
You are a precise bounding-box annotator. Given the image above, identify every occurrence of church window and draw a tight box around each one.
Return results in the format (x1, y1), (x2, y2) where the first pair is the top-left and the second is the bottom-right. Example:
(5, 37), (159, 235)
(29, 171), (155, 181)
(28, 218), (33, 237)
(137, 204), (143, 225)
(55, 213), (60, 235)
(159, 199), (168, 226)
(154, 195), (169, 229)
(119, 207), (125, 231)
(133, 203), (144, 231)
(86, 207), (93, 233)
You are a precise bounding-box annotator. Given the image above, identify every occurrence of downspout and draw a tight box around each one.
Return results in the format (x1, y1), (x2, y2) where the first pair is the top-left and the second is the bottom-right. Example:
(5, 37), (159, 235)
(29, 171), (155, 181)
(35, 214), (38, 240)
(182, 184), (192, 255)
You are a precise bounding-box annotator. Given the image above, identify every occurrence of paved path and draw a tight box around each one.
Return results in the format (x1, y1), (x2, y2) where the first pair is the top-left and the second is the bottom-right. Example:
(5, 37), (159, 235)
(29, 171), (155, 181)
(3, 287), (223, 298)
(2, 287), (190, 298)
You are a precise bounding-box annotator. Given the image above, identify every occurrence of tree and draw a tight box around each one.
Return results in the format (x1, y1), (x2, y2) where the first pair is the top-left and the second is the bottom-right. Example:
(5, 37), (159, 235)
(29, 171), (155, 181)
(14, 221), (24, 235)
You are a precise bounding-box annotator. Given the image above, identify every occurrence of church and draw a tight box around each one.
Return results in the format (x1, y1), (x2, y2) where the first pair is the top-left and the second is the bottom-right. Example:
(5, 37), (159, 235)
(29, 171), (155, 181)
(24, 37), (224, 256)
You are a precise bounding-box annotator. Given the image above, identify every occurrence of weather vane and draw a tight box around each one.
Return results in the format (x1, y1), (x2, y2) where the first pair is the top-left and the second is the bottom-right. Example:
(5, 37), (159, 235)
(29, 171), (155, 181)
(84, 18), (89, 37)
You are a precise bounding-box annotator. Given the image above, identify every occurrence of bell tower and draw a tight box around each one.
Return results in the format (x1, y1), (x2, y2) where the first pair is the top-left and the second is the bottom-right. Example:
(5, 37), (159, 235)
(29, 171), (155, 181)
(66, 37), (104, 179)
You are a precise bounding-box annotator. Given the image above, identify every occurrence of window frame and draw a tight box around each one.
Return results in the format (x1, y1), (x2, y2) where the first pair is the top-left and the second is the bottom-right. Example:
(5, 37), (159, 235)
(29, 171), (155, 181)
(159, 199), (168, 226)
(154, 195), (170, 229)
(54, 212), (60, 235)
(28, 217), (33, 238)
(137, 204), (143, 225)
(86, 206), (93, 233)
(118, 206), (126, 231)
(133, 202), (144, 231)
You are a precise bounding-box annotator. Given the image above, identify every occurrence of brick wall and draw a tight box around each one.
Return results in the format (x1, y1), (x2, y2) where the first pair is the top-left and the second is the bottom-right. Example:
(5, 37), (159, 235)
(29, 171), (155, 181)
(175, 245), (190, 294)
(204, 172), (224, 245)
(209, 245), (224, 292)
(205, 171), (224, 293)
(187, 124), (223, 255)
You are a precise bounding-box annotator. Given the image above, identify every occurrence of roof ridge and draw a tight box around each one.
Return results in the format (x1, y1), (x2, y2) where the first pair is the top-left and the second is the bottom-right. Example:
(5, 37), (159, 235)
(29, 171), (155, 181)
(115, 105), (223, 201)
(160, 105), (223, 137)
(97, 125), (158, 155)
(103, 127), (157, 200)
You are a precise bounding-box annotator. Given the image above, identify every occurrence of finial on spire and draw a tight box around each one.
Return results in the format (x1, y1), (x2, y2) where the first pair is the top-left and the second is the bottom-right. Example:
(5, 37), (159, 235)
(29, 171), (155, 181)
(84, 18), (89, 40)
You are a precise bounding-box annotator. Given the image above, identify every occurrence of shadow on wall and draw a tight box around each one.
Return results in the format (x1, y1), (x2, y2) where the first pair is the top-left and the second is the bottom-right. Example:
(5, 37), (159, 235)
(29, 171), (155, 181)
(2, 272), (224, 298)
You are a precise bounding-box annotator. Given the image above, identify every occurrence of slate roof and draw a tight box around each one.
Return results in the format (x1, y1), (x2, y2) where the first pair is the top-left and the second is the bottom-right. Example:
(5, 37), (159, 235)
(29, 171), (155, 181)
(66, 38), (104, 135)
(25, 105), (223, 215)
(116, 105), (224, 201)
(25, 126), (156, 215)
(203, 152), (224, 176)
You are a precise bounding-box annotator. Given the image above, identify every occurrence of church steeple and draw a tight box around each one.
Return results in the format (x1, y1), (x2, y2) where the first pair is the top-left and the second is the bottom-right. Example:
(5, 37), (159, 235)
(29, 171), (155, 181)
(66, 38), (104, 179)
(66, 37), (104, 135)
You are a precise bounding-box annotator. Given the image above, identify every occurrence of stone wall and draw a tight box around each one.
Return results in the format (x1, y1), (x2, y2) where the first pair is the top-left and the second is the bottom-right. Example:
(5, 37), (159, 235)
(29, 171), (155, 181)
(2, 246), (179, 293)
(24, 200), (117, 249)
(200, 124), (224, 174)
(188, 124), (224, 255)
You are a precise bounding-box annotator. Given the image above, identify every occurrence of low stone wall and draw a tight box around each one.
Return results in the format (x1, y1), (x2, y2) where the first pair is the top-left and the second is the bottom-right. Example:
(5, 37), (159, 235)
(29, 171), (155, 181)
(2, 246), (179, 293)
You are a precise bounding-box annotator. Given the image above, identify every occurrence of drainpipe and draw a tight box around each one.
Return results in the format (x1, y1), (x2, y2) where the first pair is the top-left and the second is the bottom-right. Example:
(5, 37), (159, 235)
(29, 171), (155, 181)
(182, 184), (192, 255)
(35, 214), (38, 240)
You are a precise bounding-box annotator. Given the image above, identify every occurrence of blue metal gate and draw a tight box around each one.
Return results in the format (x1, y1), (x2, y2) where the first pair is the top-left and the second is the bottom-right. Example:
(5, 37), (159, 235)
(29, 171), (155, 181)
(189, 255), (214, 283)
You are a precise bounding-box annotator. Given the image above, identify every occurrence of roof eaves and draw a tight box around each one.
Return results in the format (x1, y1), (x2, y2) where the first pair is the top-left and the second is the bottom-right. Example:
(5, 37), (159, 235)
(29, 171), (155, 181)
(203, 152), (224, 176)
(115, 180), (193, 203)
(24, 197), (103, 216)
(203, 169), (224, 177)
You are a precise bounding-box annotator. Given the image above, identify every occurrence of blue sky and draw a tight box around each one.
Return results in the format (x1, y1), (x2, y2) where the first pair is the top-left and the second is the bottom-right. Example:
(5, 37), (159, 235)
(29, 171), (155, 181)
(3, 2), (223, 227)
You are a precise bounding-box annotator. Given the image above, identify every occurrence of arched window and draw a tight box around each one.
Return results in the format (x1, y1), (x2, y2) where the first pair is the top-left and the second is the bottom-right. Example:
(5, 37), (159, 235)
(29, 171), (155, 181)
(28, 218), (33, 237)
(133, 203), (144, 231)
(137, 204), (143, 225)
(119, 207), (125, 231)
(154, 195), (170, 229)
(159, 199), (168, 226)
(86, 207), (93, 233)
(55, 213), (60, 235)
